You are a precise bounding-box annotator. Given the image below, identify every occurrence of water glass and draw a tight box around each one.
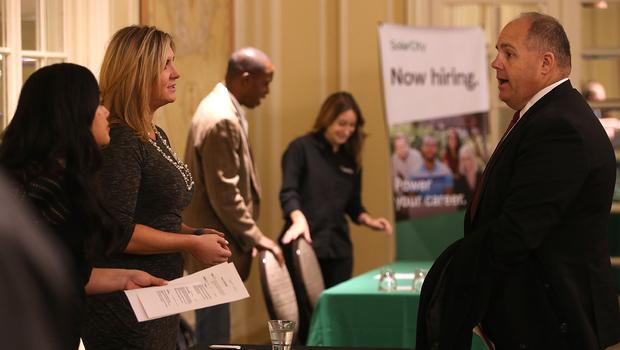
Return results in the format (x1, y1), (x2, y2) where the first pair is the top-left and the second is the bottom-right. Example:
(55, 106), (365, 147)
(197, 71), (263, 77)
(267, 320), (295, 350)
(412, 268), (427, 293)
(378, 267), (397, 292)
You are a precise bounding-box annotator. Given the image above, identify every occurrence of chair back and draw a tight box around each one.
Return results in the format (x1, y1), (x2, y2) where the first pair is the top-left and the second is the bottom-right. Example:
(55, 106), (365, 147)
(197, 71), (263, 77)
(258, 249), (299, 330)
(291, 238), (325, 308)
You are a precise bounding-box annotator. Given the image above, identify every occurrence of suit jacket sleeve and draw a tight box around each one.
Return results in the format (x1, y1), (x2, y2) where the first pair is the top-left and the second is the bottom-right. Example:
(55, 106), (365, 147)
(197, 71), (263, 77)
(479, 115), (591, 268)
(201, 118), (263, 245)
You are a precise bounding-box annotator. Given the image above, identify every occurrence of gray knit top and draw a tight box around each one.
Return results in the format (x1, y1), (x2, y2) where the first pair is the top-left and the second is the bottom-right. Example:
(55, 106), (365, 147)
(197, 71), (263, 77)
(82, 124), (193, 350)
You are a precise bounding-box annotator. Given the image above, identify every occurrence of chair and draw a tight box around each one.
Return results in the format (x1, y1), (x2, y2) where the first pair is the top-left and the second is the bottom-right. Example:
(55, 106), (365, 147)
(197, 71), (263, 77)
(288, 238), (324, 344)
(291, 238), (325, 309)
(258, 249), (299, 336)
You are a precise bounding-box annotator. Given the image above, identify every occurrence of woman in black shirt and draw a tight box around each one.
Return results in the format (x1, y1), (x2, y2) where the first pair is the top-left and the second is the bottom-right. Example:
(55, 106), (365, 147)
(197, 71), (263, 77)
(279, 91), (393, 287)
(0, 63), (167, 349)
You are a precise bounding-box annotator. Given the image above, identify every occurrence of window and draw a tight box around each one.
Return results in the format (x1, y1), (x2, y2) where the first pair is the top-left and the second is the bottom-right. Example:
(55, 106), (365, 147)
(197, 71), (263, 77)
(21, 0), (66, 82)
(0, 0), (67, 129)
(581, 0), (620, 118)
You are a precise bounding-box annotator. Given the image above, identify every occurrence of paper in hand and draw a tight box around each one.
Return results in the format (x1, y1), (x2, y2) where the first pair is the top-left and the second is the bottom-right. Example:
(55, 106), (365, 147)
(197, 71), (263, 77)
(125, 262), (249, 322)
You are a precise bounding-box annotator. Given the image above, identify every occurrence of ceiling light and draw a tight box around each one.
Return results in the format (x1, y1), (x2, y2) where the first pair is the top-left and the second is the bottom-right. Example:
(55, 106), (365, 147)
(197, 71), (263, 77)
(595, 0), (608, 9)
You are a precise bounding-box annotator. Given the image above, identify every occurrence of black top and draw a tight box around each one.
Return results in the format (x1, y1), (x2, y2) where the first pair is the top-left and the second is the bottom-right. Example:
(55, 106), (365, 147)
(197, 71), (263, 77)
(20, 172), (88, 349)
(23, 173), (92, 289)
(279, 132), (365, 259)
(83, 124), (194, 350)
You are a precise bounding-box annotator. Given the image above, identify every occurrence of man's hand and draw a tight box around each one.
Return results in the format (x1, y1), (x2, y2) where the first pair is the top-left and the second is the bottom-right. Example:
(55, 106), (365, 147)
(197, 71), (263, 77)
(256, 235), (285, 266)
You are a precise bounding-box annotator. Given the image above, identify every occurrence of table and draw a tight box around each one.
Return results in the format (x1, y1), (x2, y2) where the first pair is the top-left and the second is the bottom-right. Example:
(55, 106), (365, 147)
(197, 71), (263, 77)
(306, 261), (487, 349)
(189, 345), (399, 350)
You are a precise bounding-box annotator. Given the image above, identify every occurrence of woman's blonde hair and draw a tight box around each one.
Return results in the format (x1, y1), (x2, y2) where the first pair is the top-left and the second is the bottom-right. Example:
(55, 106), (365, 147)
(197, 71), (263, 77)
(311, 91), (367, 168)
(99, 25), (174, 142)
(458, 143), (478, 176)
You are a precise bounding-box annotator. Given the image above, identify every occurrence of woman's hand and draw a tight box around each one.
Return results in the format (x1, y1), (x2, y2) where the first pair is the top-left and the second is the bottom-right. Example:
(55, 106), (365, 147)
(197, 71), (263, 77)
(281, 209), (311, 244)
(358, 212), (393, 235)
(85, 268), (168, 294)
(188, 233), (232, 266)
(123, 270), (168, 290)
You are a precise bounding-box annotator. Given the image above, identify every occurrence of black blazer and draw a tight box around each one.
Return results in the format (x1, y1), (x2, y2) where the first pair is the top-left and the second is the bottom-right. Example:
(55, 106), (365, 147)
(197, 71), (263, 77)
(417, 80), (620, 350)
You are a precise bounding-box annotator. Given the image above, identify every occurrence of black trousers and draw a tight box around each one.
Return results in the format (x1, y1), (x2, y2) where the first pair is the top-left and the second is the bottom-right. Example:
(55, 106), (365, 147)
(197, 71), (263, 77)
(317, 256), (353, 289)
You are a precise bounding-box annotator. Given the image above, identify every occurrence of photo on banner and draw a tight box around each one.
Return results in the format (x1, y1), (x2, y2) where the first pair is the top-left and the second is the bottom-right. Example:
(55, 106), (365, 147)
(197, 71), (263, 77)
(390, 112), (489, 220)
(378, 23), (490, 259)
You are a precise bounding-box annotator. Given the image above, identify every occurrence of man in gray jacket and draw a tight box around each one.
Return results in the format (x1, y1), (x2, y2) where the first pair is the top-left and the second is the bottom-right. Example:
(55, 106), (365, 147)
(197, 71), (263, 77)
(183, 47), (284, 345)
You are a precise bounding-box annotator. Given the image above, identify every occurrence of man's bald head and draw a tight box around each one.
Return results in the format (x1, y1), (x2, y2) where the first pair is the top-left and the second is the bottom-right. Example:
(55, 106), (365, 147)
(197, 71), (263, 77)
(226, 47), (273, 81)
(225, 47), (274, 109)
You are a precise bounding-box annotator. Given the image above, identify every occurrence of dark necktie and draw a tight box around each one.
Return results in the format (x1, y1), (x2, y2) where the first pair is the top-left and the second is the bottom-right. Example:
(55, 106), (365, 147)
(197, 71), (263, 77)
(469, 110), (520, 221)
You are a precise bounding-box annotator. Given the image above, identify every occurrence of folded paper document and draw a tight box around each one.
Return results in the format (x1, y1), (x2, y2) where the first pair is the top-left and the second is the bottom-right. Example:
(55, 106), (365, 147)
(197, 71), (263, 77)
(125, 262), (249, 322)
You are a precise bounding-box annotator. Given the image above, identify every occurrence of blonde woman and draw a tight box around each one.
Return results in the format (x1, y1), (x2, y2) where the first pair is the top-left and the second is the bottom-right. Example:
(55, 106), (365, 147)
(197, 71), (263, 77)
(82, 25), (231, 350)
(453, 143), (482, 207)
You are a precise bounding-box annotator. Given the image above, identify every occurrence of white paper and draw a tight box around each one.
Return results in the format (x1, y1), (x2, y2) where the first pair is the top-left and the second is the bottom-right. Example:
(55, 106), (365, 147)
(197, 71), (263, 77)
(125, 262), (249, 322)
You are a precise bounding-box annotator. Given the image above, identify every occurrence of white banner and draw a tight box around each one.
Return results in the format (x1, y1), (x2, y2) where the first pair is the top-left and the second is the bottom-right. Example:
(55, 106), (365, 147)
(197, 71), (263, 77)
(379, 24), (490, 221)
(379, 24), (489, 125)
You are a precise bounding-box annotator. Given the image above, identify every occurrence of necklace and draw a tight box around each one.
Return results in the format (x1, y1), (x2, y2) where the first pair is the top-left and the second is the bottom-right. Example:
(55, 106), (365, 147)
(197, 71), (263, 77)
(148, 126), (194, 191)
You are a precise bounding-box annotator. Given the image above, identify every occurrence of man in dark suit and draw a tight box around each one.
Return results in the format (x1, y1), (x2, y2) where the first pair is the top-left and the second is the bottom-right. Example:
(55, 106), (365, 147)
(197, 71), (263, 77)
(417, 12), (620, 350)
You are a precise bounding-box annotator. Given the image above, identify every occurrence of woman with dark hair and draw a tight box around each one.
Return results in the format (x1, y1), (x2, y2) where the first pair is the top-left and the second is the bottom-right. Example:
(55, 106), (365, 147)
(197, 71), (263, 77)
(279, 91), (392, 287)
(0, 63), (166, 349)
(82, 25), (231, 350)
(441, 127), (462, 177)
(279, 92), (393, 342)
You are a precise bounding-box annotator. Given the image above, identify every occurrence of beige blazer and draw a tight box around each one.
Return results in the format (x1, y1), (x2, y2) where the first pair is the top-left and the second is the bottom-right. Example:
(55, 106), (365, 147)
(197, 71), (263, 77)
(183, 83), (262, 281)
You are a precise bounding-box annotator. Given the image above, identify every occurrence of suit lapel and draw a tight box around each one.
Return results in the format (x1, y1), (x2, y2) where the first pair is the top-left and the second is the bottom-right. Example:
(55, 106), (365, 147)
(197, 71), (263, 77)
(466, 80), (574, 227)
(466, 123), (519, 224)
(229, 100), (262, 199)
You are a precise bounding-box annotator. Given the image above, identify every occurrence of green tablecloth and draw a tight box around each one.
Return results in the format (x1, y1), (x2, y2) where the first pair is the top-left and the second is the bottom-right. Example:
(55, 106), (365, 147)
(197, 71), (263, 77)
(306, 261), (487, 349)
